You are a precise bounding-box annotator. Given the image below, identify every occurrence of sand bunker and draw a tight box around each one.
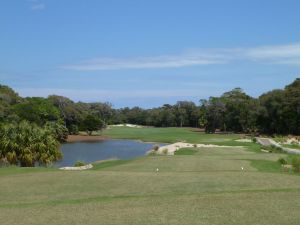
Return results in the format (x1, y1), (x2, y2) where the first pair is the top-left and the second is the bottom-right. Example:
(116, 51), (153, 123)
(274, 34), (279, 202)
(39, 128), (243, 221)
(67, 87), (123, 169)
(151, 142), (243, 155)
(235, 139), (252, 143)
(110, 124), (144, 128)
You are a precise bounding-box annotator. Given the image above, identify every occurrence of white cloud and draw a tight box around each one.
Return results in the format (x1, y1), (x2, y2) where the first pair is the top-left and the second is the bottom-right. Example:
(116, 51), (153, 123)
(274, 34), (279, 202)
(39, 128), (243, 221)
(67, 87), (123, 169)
(28, 0), (45, 11)
(61, 42), (300, 71)
(245, 43), (300, 65)
(61, 52), (227, 71)
(31, 3), (45, 10)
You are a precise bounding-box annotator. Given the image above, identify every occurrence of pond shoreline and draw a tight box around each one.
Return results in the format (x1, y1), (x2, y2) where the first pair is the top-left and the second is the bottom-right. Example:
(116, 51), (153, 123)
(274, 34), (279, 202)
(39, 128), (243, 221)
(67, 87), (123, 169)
(58, 139), (159, 167)
(67, 135), (108, 143)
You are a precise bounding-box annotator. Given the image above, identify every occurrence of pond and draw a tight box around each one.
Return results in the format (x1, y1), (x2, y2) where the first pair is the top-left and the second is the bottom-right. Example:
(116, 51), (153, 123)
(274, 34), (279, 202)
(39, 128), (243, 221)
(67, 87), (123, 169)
(55, 139), (162, 167)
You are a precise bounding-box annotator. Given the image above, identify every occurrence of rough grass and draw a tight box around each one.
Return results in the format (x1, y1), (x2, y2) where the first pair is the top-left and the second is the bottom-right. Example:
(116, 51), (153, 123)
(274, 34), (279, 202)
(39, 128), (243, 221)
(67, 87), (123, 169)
(174, 148), (198, 155)
(91, 159), (131, 170)
(250, 160), (283, 173)
(1, 128), (299, 225)
(282, 143), (300, 150)
(0, 166), (56, 176)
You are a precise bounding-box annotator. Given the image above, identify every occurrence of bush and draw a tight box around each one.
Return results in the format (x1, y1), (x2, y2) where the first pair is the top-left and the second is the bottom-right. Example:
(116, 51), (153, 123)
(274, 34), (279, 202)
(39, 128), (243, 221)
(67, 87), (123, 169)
(0, 158), (9, 167)
(153, 145), (160, 151)
(273, 135), (286, 143)
(74, 161), (85, 167)
(45, 121), (68, 143)
(68, 124), (79, 135)
(290, 155), (300, 172)
(81, 115), (104, 135)
(162, 148), (168, 155)
(277, 157), (287, 165)
(0, 121), (62, 167)
(147, 150), (157, 156)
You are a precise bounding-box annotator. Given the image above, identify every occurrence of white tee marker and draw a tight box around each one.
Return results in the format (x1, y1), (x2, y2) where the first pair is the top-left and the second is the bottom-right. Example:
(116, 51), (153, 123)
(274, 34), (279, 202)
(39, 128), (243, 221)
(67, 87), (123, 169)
(241, 167), (244, 171)
(156, 168), (159, 172)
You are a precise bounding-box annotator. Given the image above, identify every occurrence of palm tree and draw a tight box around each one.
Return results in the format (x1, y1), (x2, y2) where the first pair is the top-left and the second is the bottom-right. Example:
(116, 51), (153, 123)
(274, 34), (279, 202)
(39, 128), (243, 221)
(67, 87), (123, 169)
(0, 121), (62, 167)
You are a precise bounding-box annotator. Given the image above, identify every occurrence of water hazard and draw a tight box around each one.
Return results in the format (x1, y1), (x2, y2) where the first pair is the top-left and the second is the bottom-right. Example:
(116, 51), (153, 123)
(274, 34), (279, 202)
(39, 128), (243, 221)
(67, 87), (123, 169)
(56, 139), (162, 167)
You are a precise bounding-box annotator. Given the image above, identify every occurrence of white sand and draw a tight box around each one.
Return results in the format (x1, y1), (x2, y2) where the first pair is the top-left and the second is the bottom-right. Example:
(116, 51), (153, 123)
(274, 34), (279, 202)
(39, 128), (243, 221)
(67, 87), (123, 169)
(153, 142), (243, 155)
(235, 139), (252, 143)
(59, 164), (93, 171)
(110, 124), (143, 128)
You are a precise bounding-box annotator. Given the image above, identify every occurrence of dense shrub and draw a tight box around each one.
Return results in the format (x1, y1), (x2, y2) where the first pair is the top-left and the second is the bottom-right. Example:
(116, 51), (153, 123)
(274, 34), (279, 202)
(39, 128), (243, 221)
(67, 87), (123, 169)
(74, 161), (85, 167)
(277, 157), (287, 165)
(147, 150), (157, 156)
(152, 145), (160, 151)
(45, 121), (68, 143)
(162, 148), (168, 155)
(81, 114), (105, 135)
(68, 124), (79, 135)
(0, 121), (62, 167)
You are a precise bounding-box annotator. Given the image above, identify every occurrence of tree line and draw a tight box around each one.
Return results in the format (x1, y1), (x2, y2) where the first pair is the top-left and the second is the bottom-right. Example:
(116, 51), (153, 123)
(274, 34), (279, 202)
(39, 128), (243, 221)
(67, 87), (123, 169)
(0, 78), (299, 136)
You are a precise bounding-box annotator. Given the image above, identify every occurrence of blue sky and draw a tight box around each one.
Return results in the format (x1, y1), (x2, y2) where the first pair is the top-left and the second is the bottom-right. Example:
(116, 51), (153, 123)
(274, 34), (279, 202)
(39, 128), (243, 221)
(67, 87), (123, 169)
(1, 0), (300, 108)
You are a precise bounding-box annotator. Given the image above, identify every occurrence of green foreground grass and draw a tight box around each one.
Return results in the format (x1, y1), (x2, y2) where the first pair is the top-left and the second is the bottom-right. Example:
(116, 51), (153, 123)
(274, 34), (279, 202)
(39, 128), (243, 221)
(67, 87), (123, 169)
(1, 127), (299, 225)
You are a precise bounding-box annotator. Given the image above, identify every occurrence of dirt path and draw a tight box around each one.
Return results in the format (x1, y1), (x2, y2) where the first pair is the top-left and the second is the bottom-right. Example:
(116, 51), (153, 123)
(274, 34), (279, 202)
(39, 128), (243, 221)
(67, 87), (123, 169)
(67, 135), (108, 143)
(256, 138), (280, 147)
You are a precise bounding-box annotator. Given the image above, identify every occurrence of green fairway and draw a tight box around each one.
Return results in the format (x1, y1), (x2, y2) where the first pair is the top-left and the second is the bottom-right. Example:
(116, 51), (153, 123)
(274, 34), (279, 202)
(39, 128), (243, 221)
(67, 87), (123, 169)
(104, 127), (242, 144)
(1, 129), (299, 225)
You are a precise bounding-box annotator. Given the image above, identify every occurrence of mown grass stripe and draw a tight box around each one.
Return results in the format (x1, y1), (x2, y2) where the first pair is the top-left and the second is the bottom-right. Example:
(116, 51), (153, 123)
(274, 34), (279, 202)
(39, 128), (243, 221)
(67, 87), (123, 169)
(2, 187), (300, 209)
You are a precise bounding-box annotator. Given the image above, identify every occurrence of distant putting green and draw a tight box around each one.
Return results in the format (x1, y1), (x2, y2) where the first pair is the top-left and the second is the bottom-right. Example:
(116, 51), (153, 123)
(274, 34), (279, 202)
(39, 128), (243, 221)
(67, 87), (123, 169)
(0, 127), (299, 225)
